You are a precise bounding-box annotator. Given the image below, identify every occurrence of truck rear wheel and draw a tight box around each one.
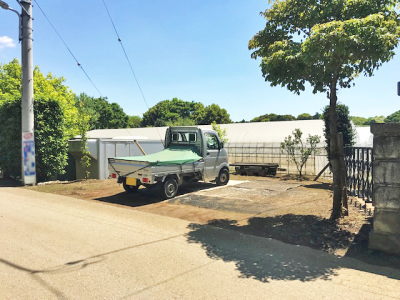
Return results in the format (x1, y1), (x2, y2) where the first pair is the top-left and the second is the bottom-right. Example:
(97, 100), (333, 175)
(123, 178), (139, 193)
(162, 177), (179, 199)
(216, 168), (230, 186)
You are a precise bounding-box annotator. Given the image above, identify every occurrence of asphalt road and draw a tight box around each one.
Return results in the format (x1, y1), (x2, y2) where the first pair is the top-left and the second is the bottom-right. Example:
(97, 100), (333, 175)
(1, 187), (399, 299)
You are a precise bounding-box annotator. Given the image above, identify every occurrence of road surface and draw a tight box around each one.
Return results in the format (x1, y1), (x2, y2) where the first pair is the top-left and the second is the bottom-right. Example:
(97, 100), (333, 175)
(1, 187), (399, 299)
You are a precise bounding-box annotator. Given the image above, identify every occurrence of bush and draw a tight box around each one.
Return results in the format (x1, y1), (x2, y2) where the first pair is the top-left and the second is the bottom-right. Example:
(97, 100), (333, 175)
(0, 99), (68, 182)
(281, 129), (320, 178)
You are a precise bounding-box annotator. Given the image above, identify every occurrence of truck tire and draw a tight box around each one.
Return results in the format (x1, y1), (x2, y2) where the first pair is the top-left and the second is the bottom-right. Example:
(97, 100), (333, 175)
(123, 179), (139, 193)
(216, 168), (230, 186)
(266, 167), (277, 176)
(162, 177), (179, 199)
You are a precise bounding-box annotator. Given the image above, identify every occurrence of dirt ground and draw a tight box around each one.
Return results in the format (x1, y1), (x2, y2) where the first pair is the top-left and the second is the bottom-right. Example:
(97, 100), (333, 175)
(25, 174), (400, 268)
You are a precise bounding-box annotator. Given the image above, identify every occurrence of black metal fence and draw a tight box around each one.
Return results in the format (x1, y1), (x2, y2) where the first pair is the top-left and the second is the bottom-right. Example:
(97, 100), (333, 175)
(344, 147), (373, 203)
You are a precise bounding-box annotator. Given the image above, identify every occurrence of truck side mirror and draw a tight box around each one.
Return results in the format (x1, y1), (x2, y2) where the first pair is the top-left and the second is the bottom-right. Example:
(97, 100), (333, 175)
(220, 142), (224, 149)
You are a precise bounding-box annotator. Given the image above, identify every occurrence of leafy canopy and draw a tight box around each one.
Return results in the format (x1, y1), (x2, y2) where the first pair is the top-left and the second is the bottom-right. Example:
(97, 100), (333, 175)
(0, 59), (79, 138)
(128, 115), (142, 128)
(351, 115), (385, 125)
(249, 0), (400, 94)
(75, 93), (129, 130)
(141, 98), (231, 127)
(384, 110), (400, 122)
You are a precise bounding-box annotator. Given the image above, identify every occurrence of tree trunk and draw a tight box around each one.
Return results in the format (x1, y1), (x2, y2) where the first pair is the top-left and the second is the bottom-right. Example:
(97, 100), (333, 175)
(328, 81), (348, 219)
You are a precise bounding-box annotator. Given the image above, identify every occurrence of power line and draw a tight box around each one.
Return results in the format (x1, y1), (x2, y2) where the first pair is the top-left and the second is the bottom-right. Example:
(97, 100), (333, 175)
(33, 0), (103, 97)
(101, 0), (164, 143)
(101, 0), (150, 109)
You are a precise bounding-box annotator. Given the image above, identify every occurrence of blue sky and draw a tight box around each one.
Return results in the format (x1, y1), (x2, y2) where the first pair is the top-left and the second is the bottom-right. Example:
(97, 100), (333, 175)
(1, 0), (399, 121)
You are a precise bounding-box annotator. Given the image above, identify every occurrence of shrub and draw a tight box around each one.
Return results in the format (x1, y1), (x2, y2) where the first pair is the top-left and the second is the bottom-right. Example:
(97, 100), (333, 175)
(0, 99), (68, 182)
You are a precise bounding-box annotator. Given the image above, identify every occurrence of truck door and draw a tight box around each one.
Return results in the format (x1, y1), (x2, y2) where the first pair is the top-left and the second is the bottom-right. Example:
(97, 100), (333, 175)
(204, 132), (221, 180)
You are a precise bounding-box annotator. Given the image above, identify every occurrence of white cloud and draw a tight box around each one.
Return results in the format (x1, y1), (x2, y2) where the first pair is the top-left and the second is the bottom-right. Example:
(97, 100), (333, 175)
(0, 36), (16, 49)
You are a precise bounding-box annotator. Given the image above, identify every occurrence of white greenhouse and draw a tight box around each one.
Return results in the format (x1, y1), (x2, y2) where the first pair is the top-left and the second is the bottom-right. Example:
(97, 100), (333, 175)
(69, 120), (372, 180)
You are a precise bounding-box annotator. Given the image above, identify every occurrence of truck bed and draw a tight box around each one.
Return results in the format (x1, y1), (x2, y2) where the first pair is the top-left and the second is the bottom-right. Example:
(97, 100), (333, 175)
(108, 145), (203, 179)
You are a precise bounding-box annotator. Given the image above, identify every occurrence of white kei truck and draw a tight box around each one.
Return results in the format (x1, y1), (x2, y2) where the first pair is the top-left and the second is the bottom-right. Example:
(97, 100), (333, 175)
(108, 126), (230, 199)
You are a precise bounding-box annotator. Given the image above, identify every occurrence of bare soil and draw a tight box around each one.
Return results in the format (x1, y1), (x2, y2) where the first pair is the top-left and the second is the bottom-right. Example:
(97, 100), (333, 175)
(25, 175), (400, 268)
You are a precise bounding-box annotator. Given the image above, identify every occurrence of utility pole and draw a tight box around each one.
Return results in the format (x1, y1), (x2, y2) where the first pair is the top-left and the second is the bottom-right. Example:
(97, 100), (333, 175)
(0, 0), (36, 184)
(20, 0), (36, 185)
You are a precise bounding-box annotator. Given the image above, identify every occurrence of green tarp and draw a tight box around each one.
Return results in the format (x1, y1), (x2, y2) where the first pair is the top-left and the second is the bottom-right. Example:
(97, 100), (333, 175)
(115, 145), (202, 166)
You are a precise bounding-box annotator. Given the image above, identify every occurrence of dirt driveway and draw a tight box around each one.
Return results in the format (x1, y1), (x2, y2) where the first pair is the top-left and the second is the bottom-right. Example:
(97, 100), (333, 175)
(26, 175), (400, 268)
(29, 176), (332, 222)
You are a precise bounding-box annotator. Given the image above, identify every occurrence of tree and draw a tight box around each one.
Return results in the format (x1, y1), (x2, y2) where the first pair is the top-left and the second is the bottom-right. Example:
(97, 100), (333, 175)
(385, 111), (400, 123)
(128, 115), (142, 128)
(249, 0), (400, 219)
(297, 113), (313, 120)
(281, 129), (320, 178)
(0, 59), (79, 137)
(365, 116), (385, 125)
(251, 113), (296, 122)
(351, 115), (385, 125)
(313, 112), (322, 120)
(198, 104), (232, 125)
(350, 116), (368, 126)
(75, 93), (129, 129)
(141, 98), (205, 127)
(141, 98), (231, 126)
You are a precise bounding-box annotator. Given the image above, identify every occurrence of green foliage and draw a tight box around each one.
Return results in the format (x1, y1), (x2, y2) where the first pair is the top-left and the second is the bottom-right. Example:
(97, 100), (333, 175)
(0, 59), (79, 138)
(141, 98), (204, 127)
(0, 99), (68, 182)
(0, 101), (21, 177)
(165, 117), (196, 127)
(252, 112), (322, 122)
(351, 115), (385, 126)
(75, 93), (129, 129)
(323, 104), (355, 152)
(198, 104), (232, 125)
(75, 100), (92, 179)
(141, 98), (231, 126)
(384, 110), (400, 123)
(297, 113), (313, 120)
(313, 112), (322, 119)
(251, 113), (296, 122)
(128, 115), (142, 128)
(211, 122), (229, 143)
(281, 129), (321, 178)
(249, 0), (400, 95)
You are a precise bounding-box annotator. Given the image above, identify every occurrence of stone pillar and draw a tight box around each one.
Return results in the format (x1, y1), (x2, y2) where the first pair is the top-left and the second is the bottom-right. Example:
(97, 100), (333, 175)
(369, 123), (400, 255)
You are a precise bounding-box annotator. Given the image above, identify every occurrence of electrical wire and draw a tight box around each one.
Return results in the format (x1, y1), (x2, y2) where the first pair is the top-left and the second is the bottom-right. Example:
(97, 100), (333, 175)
(101, 0), (150, 109)
(101, 0), (164, 143)
(33, 0), (103, 97)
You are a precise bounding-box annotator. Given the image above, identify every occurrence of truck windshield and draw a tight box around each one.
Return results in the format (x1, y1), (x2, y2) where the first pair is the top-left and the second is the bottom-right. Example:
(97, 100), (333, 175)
(170, 131), (197, 145)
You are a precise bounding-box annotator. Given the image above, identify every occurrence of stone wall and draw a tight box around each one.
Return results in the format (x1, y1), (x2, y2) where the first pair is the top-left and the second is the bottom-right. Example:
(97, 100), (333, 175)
(369, 123), (400, 255)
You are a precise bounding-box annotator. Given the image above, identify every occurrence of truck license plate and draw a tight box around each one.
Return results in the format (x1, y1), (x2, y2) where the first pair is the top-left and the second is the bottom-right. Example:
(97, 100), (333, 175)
(126, 177), (137, 186)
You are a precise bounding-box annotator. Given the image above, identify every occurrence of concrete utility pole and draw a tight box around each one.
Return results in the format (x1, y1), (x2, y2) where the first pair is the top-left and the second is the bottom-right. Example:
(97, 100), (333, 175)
(0, 0), (36, 184)
(20, 0), (36, 185)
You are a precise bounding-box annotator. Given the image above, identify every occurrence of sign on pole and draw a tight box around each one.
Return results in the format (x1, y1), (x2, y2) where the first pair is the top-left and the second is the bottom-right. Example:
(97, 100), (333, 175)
(22, 132), (36, 184)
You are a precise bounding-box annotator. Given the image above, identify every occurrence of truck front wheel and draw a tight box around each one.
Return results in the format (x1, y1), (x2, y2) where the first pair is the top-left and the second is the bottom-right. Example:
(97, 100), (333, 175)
(162, 177), (179, 199)
(216, 168), (230, 186)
